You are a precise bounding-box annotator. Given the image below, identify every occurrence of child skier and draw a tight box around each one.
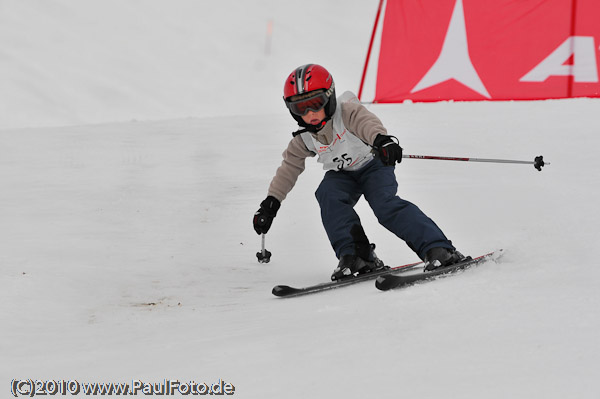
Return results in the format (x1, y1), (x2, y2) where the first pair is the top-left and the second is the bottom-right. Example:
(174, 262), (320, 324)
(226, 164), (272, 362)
(253, 64), (465, 280)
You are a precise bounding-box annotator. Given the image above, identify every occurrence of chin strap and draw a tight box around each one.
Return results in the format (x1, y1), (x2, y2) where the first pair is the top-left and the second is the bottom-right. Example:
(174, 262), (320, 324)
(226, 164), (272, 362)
(292, 127), (309, 137)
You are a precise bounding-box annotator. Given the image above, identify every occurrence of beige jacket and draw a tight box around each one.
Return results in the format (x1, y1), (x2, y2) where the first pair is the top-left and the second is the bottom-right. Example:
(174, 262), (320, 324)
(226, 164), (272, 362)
(268, 101), (388, 202)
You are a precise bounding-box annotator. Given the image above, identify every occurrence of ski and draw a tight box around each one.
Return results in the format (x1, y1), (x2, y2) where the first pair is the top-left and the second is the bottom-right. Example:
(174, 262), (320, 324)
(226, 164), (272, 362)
(375, 250), (502, 291)
(272, 260), (423, 298)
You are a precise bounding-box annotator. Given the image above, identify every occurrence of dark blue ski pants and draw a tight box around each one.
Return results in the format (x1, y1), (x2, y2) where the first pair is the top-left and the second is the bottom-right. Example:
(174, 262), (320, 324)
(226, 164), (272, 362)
(315, 158), (454, 260)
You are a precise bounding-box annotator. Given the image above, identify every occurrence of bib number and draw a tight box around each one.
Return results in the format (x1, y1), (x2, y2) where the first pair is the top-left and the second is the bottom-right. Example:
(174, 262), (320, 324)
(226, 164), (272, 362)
(333, 153), (353, 170)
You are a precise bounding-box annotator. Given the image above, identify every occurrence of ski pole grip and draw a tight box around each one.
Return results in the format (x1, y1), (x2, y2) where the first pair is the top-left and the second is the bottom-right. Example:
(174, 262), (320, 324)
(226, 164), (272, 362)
(256, 215), (268, 226)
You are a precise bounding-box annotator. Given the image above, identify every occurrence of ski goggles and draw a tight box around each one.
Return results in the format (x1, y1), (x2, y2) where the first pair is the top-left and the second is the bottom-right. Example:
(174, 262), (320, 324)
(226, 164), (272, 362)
(285, 90), (329, 116)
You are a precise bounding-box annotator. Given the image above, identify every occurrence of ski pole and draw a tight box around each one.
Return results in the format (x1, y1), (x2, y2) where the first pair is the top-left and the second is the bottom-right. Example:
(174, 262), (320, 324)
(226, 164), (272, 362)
(256, 233), (272, 263)
(402, 154), (547, 171)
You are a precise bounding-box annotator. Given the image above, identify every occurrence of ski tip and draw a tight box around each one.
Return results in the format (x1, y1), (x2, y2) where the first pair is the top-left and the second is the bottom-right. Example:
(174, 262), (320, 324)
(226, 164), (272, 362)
(272, 285), (294, 297)
(492, 248), (504, 260)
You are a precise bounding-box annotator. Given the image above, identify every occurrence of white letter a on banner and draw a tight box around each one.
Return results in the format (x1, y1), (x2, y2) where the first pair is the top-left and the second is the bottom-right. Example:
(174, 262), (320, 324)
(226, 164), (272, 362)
(520, 36), (599, 83)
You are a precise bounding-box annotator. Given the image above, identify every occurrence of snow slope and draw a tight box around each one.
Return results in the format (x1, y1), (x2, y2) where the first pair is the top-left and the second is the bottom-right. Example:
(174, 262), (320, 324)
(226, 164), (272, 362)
(3, 100), (599, 398)
(2, 1), (600, 398)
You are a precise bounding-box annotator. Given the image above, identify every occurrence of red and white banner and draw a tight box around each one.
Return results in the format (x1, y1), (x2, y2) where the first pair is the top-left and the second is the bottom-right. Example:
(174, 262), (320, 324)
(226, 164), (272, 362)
(372, 0), (600, 102)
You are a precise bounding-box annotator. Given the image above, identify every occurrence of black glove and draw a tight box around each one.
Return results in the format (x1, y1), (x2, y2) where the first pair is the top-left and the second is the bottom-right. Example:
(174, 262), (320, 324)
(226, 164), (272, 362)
(253, 196), (281, 235)
(373, 134), (403, 166)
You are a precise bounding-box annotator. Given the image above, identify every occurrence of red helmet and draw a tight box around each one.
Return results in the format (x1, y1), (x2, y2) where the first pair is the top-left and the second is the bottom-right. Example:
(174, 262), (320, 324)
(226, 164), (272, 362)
(283, 64), (337, 129)
(283, 64), (334, 99)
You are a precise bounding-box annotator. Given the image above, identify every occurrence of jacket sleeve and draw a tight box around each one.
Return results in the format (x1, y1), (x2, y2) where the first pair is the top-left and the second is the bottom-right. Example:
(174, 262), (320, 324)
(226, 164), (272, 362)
(341, 102), (388, 145)
(267, 135), (315, 202)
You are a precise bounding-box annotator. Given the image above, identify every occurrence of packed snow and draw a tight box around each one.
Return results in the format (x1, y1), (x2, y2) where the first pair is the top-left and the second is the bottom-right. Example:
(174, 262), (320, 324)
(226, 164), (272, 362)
(1, 1), (599, 398)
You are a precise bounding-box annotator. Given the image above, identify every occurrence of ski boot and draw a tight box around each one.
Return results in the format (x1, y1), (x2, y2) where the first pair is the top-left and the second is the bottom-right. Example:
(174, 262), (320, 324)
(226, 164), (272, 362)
(331, 245), (387, 281)
(423, 247), (468, 271)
